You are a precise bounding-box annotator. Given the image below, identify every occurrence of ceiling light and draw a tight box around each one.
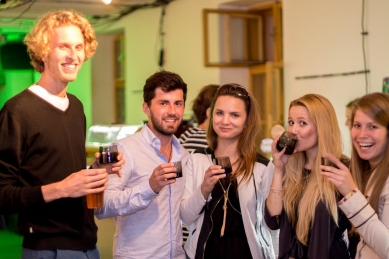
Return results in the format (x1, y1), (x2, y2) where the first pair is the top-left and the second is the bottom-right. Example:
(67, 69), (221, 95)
(102, 0), (112, 4)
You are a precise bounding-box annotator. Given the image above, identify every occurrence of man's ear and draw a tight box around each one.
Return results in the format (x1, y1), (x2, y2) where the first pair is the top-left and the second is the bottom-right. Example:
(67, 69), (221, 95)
(142, 102), (150, 116)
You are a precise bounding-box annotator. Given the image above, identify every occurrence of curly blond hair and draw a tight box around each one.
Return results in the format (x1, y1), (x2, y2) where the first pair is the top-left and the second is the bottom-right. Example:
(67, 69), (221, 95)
(24, 10), (98, 73)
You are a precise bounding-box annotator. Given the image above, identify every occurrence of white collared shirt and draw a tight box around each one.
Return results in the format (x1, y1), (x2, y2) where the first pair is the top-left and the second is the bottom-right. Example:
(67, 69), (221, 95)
(95, 124), (188, 259)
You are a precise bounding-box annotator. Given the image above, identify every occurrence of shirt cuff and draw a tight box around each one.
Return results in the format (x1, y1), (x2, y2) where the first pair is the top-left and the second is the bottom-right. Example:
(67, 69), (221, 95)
(338, 188), (358, 205)
(139, 180), (159, 199)
(339, 190), (376, 228)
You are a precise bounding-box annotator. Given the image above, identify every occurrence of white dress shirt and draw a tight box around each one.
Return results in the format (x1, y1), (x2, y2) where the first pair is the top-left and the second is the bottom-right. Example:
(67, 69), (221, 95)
(95, 124), (188, 259)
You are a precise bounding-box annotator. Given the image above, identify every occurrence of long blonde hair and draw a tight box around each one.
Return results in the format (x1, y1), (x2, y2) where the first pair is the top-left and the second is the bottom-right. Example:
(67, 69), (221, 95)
(207, 83), (261, 186)
(283, 94), (344, 245)
(350, 93), (389, 214)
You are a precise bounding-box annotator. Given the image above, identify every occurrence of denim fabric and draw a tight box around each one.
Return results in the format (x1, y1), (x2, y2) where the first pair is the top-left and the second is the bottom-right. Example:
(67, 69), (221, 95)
(21, 247), (100, 259)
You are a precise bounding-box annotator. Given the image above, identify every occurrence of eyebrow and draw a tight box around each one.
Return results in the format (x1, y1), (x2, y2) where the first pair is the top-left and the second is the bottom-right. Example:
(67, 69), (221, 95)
(215, 108), (241, 113)
(157, 99), (184, 103)
(291, 116), (308, 120)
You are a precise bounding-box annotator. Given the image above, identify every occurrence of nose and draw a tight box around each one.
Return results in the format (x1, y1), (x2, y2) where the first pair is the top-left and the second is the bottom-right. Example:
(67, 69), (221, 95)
(67, 48), (77, 60)
(358, 126), (368, 138)
(289, 124), (298, 135)
(167, 104), (176, 115)
(221, 115), (230, 124)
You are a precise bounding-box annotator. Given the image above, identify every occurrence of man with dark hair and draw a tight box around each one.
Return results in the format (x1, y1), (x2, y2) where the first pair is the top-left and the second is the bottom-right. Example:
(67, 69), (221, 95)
(96, 70), (188, 259)
(0, 10), (122, 259)
(179, 84), (218, 153)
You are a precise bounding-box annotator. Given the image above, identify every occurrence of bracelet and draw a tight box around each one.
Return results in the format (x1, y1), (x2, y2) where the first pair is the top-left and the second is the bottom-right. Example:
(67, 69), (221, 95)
(341, 188), (359, 203)
(270, 186), (283, 193)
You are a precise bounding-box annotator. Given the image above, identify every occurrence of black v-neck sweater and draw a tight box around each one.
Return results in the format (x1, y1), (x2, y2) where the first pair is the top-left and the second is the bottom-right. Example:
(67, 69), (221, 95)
(0, 89), (97, 250)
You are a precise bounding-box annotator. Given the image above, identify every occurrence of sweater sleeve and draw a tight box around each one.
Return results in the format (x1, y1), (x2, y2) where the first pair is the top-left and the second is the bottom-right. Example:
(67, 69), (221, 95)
(264, 201), (281, 230)
(0, 109), (45, 214)
(339, 189), (389, 258)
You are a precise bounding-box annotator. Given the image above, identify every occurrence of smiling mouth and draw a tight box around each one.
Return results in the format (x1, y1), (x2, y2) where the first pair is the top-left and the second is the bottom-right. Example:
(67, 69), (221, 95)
(63, 64), (76, 70)
(164, 117), (179, 123)
(359, 142), (374, 149)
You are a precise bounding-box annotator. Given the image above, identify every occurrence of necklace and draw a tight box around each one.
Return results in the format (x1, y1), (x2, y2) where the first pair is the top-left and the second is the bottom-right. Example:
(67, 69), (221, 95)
(219, 180), (231, 237)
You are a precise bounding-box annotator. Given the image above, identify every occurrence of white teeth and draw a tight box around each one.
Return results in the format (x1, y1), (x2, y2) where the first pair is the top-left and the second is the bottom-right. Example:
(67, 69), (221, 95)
(359, 143), (373, 147)
(65, 64), (76, 70)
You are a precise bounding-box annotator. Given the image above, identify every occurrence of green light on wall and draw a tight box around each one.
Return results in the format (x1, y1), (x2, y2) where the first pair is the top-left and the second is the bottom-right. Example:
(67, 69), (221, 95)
(4, 33), (24, 42)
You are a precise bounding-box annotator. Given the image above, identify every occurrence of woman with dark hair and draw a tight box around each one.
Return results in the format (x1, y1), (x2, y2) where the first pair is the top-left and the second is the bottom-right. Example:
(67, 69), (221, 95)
(179, 84), (219, 153)
(345, 97), (361, 129)
(181, 83), (276, 259)
(321, 92), (389, 259)
(265, 94), (357, 259)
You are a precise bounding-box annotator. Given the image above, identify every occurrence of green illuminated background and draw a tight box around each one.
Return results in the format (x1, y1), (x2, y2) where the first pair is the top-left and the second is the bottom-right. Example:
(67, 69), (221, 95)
(0, 62), (93, 129)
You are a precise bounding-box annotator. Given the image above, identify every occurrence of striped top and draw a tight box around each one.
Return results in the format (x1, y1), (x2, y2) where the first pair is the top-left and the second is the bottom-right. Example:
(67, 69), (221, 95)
(178, 127), (208, 153)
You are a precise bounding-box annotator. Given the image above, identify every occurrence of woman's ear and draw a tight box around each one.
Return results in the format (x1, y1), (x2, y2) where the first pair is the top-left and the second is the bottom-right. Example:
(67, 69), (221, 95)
(206, 107), (211, 118)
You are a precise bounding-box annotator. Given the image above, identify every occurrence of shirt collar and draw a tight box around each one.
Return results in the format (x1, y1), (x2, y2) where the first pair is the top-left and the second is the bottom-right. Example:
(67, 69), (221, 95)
(141, 123), (181, 154)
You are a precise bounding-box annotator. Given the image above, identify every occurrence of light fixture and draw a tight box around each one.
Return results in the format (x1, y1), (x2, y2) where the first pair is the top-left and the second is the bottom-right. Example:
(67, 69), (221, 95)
(102, 0), (112, 4)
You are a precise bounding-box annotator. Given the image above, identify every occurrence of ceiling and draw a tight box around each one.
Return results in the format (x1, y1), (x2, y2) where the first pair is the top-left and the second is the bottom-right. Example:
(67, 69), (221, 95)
(0, 0), (166, 32)
(0, 0), (277, 34)
(0, 0), (158, 19)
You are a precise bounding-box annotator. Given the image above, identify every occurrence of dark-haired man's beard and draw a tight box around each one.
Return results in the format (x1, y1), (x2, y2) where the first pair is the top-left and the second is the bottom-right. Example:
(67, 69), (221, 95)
(150, 112), (181, 136)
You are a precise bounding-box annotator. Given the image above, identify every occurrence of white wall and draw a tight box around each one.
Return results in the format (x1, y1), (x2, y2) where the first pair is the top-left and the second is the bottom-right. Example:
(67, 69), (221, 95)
(91, 0), (389, 155)
(95, 0), (233, 124)
(283, 0), (389, 156)
(92, 34), (116, 125)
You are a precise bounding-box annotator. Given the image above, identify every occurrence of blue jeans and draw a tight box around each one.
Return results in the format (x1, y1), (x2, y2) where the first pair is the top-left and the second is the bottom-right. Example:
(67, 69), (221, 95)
(21, 247), (100, 259)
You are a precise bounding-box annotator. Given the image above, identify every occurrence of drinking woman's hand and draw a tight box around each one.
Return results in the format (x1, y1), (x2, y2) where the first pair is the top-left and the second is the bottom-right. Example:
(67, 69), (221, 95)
(320, 153), (358, 196)
(200, 165), (226, 200)
(271, 136), (291, 174)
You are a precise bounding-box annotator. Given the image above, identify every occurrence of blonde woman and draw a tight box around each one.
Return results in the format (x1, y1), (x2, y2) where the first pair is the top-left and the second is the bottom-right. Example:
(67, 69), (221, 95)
(181, 84), (276, 259)
(265, 94), (358, 259)
(321, 92), (389, 259)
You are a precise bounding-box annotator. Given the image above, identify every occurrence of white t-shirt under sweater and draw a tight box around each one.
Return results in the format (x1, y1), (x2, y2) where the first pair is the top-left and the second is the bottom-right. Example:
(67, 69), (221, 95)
(29, 84), (69, 111)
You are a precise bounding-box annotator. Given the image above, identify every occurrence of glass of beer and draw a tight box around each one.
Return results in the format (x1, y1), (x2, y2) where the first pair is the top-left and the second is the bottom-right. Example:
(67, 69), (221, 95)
(214, 156), (233, 174)
(276, 131), (297, 155)
(86, 186), (104, 209)
(167, 161), (183, 180)
(86, 144), (119, 209)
